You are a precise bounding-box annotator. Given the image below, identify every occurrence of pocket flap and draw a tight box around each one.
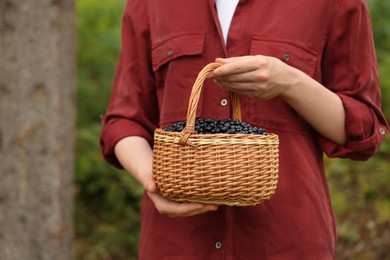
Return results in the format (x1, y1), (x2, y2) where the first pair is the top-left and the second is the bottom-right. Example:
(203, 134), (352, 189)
(250, 36), (318, 77)
(152, 32), (206, 71)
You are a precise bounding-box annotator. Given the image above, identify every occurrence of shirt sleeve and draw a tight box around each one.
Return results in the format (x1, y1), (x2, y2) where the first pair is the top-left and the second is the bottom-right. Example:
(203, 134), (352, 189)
(99, 0), (159, 168)
(317, 0), (388, 161)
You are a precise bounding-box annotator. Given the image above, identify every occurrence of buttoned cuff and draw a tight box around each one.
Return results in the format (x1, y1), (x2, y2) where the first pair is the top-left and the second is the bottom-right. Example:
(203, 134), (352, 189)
(317, 95), (388, 161)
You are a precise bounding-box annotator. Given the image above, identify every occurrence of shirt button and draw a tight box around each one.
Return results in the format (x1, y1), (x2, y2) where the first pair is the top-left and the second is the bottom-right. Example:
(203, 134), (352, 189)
(167, 48), (173, 56)
(379, 128), (386, 135)
(283, 54), (290, 62)
(215, 242), (222, 249)
(220, 99), (228, 106)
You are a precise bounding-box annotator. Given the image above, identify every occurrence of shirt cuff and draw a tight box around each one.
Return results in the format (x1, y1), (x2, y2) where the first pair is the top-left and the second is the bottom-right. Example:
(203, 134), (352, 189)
(317, 95), (388, 160)
(100, 118), (154, 169)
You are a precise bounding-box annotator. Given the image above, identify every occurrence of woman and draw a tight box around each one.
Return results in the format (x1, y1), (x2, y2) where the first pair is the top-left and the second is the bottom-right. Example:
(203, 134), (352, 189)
(100, 0), (388, 258)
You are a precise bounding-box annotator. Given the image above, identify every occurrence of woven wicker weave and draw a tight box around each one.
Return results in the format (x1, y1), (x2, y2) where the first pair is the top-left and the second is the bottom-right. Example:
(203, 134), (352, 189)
(152, 62), (279, 206)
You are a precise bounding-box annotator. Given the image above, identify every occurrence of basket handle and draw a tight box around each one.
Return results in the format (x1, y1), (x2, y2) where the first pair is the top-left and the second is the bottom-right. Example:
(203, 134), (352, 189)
(178, 62), (242, 145)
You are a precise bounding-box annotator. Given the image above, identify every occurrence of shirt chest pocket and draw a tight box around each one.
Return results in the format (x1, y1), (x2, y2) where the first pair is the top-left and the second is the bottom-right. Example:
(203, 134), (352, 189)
(151, 32), (206, 127)
(245, 37), (319, 136)
(250, 36), (318, 78)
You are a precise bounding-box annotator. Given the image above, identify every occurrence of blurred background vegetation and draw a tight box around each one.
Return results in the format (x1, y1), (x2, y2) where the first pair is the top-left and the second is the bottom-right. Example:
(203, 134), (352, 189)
(74, 0), (390, 259)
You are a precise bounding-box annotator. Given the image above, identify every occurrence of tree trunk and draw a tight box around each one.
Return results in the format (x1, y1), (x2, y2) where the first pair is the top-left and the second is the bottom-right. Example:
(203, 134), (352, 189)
(0, 0), (75, 259)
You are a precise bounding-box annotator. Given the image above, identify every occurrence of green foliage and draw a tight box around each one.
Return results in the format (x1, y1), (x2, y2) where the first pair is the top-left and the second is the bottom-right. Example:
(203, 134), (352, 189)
(370, 0), (390, 118)
(77, 0), (125, 127)
(75, 125), (142, 259)
(75, 0), (142, 258)
(326, 153), (390, 258)
(369, 0), (390, 61)
(75, 0), (390, 259)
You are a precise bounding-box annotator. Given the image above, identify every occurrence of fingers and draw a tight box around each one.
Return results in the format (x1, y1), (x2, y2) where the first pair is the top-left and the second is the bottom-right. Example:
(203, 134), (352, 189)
(208, 55), (282, 100)
(147, 192), (219, 217)
(142, 172), (219, 217)
(212, 68), (271, 98)
(213, 79), (257, 93)
(209, 56), (270, 87)
(213, 70), (270, 85)
(209, 56), (262, 78)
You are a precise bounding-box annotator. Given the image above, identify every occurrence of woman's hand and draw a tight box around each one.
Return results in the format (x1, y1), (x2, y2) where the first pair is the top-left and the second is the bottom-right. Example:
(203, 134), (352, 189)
(146, 190), (219, 218)
(115, 136), (218, 217)
(208, 55), (347, 145)
(141, 169), (218, 217)
(208, 56), (296, 100)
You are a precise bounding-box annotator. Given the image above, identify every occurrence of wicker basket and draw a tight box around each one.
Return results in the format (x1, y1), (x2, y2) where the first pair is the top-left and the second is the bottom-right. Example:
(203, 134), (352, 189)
(152, 62), (279, 206)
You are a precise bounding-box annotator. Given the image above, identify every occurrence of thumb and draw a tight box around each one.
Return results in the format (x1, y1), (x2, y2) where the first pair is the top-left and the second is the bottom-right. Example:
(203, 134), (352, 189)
(142, 174), (157, 193)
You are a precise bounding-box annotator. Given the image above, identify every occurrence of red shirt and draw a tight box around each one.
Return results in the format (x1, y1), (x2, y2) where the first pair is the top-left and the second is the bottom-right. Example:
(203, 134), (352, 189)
(100, 0), (388, 259)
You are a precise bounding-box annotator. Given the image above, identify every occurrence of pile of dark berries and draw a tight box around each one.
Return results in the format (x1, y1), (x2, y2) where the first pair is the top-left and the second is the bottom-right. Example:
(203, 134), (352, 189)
(163, 118), (267, 135)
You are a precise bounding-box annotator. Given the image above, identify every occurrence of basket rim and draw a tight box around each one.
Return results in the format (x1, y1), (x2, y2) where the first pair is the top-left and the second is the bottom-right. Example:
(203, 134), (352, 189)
(154, 128), (279, 146)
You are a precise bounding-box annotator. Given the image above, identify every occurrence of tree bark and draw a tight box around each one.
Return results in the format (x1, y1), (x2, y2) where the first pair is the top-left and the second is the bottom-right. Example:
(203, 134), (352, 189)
(0, 0), (75, 259)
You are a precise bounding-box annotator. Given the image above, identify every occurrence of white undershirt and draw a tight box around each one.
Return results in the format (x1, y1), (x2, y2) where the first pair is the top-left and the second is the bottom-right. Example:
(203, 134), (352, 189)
(215, 0), (239, 44)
